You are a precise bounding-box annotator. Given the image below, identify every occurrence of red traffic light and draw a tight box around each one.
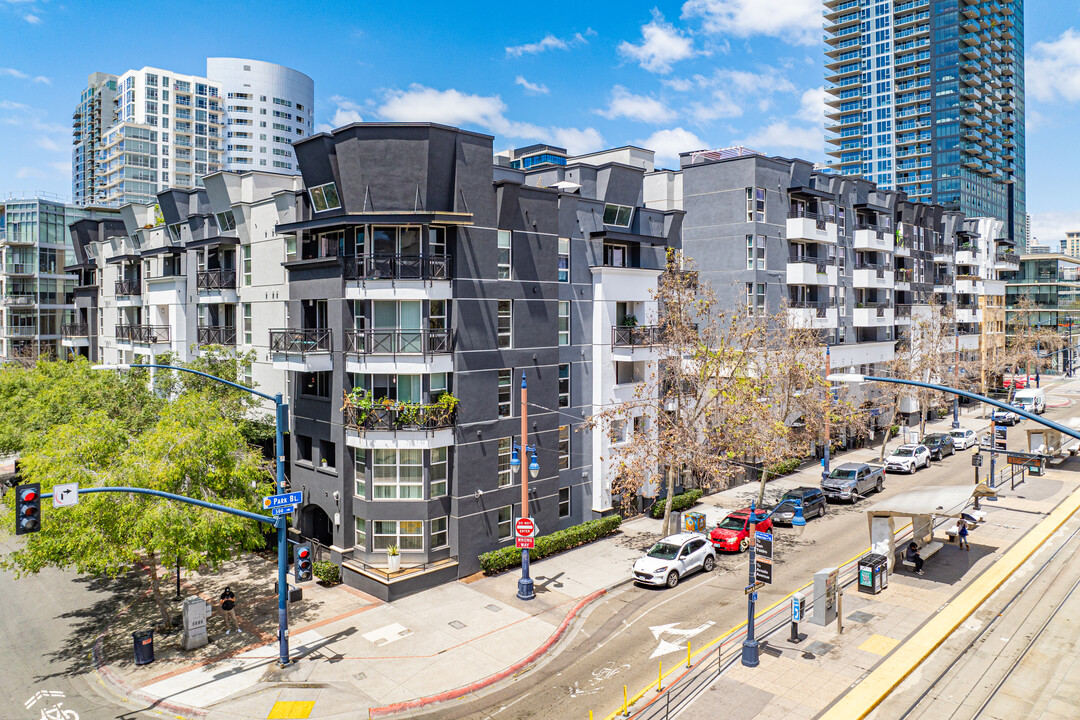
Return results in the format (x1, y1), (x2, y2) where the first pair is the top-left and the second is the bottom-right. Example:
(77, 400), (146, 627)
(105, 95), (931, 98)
(297, 548), (310, 559)
(19, 489), (37, 503)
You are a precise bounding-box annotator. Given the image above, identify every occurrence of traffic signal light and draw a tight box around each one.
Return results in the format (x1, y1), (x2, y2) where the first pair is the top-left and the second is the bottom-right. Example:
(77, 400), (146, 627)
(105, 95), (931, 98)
(294, 542), (312, 582)
(14, 483), (41, 536)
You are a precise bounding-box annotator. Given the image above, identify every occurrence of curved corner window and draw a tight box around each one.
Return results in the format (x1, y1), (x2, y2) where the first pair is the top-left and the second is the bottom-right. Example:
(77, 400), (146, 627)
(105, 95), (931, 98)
(309, 182), (341, 212)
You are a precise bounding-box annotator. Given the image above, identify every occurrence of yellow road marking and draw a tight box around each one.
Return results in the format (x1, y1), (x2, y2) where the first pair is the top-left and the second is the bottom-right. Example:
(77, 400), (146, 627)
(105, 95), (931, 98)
(858, 634), (900, 656)
(268, 700), (316, 719)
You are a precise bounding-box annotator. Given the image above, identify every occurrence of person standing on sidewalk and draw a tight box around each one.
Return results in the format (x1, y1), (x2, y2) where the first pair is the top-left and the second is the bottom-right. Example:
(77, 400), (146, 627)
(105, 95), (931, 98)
(957, 520), (970, 551)
(220, 586), (241, 635)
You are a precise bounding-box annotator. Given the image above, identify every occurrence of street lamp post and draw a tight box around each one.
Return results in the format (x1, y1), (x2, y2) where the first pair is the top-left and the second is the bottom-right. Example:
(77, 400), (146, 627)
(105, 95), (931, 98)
(742, 499), (807, 668)
(822, 344), (831, 483)
(93, 363), (292, 667)
(953, 325), (961, 429)
(510, 371), (540, 601)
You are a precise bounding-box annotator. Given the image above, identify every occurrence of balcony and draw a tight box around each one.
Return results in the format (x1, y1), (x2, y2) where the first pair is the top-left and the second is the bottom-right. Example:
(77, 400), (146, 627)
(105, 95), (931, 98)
(3, 294), (36, 307)
(932, 244), (955, 262)
(343, 399), (457, 450)
(854, 304), (894, 327)
(955, 245), (980, 265)
(787, 301), (839, 329)
(934, 275), (955, 292)
(61, 323), (90, 347)
(786, 258), (838, 286)
(894, 268), (914, 290)
(197, 325), (237, 346)
(116, 324), (169, 344)
(196, 269), (236, 291)
(786, 212), (837, 244)
(345, 328), (452, 374)
(853, 226), (895, 252)
(956, 307), (982, 324)
(344, 254), (452, 301)
(3, 263), (36, 276)
(955, 275), (980, 294)
(270, 328), (333, 372)
(994, 252), (1019, 270)
(853, 262), (894, 289)
(115, 280), (141, 296)
(611, 324), (666, 348)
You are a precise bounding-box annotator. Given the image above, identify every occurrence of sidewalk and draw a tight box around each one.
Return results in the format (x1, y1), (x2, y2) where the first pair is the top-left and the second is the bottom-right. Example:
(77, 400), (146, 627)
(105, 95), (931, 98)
(91, 381), (1077, 720)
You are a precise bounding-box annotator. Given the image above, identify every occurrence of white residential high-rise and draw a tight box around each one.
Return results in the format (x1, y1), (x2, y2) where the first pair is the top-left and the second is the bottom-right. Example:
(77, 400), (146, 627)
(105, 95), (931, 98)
(74, 59), (314, 208)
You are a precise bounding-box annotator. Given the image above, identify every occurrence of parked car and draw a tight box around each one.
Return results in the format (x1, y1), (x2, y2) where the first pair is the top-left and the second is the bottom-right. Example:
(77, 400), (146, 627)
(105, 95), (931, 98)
(885, 444), (931, 474)
(991, 408), (1020, 426)
(709, 510), (773, 553)
(922, 433), (956, 460)
(772, 487), (827, 522)
(632, 533), (715, 588)
(821, 462), (884, 502)
(1013, 388), (1046, 415)
(949, 428), (979, 450)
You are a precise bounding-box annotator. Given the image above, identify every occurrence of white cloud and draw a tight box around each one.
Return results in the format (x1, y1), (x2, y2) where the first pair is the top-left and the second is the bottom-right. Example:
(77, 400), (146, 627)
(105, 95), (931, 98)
(316, 95), (364, 132)
(1030, 211), (1080, 245)
(689, 90), (743, 122)
(736, 121), (822, 156)
(1028, 29), (1080, 103)
(682, 0), (821, 46)
(714, 67), (795, 95)
(16, 166), (45, 179)
(514, 76), (550, 95)
(618, 12), (696, 74)
(797, 86), (827, 125)
(506, 29), (593, 58)
(23, 12), (39, 23)
(0, 67), (49, 84)
(0, 101), (68, 154)
(596, 86), (675, 123)
(637, 127), (707, 167)
(376, 84), (604, 156)
(662, 77), (695, 92)
(35, 135), (59, 151)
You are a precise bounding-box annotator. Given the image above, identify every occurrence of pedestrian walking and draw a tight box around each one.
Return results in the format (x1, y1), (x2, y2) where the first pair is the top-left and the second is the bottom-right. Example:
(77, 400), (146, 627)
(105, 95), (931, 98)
(957, 520), (970, 551)
(220, 586), (241, 634)
(906, 542), (924, 575)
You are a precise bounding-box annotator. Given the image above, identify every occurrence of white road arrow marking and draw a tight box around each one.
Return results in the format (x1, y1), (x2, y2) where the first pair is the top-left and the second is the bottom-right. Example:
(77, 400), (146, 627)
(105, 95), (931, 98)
(648, 621), (715, 658)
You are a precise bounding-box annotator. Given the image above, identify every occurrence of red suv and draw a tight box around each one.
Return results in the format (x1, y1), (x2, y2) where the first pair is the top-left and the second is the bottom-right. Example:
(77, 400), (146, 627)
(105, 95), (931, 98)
(709, 509), (772, 553)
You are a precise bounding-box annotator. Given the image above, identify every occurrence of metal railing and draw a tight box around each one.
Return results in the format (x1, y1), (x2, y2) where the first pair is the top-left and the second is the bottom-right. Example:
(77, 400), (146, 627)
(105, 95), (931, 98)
(3, 295), (36, 306)
(345, 254), (451, 281)
(196, 268), (236, 291)
(116, 324), (169, 343)
(115, 279), (141, 296)
(613, 325), (664, 347)
(346, 328), (451, 355)
(995, 252), (1018, 263)
(343, 402), (455, 432)
(269, 328), (332, 355)
(61, 323), (89, 337)
(197, 325), (237, 346)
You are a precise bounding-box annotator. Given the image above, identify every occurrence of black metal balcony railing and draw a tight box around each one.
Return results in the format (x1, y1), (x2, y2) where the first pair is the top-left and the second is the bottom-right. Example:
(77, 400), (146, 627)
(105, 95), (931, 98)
(934, 275), (955, 286)
(196, 268), (236, 291)
(345, 254), (451, 281)
(197, 325), (237, 346)
(344, 402), (455, 432)
(116, 324), (169, 343)
(612, 325), (664, 347)
(995, 251), (1018, 263)
(61, 322), (89, 337)
(933, 244), (955, 255)
(115, 280), (141, 296)
(269, 328), (332, 354)
(896, 304), (913, 317)
(346, 328), (451, 355)
(787, 299), (836, 309)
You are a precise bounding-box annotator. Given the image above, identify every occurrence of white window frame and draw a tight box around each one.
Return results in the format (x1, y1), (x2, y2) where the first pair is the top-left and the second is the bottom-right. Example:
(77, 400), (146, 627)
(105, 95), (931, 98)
(558, 363), (570, 408)
(558, 237), (570, 282)
(498, 369), (513, 418)
(558, 301), (570, 346)
(746, 187), (766, 222)
(431, 516), (449, 549)
(498, 437), (514, 487)
(308, 181), (341, 212)
(430, 447), (448, 498)
(603, 203), (634, 228)
(242, 244), (252, 286)
(354, 450), (366, 498)
(371, 448), (424, 500)
(559, 425), (570, 469)
(243, 302), (252, 344)
(497, 506), (513, 541)
(559, 487), (571, 518)
(373, 520), (423, 551)
(497, 300), (512, 348)
(497, 229), (512, 279)
(354, 517), (366, 549)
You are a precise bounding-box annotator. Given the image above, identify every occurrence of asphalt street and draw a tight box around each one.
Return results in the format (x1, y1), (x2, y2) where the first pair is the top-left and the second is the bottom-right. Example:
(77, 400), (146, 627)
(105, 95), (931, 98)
(437, 390), (1080, 720)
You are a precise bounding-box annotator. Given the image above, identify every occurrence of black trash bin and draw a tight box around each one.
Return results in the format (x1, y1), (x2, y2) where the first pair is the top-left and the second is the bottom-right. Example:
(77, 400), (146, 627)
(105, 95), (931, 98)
(132, 629), (155, 665)
(857, 553), (888, 595)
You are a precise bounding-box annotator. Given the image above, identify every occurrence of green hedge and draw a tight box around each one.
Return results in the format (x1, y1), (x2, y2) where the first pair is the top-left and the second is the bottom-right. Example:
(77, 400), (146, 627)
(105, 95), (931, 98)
(479, 515), (623, 575)
(313, 560), (340, 584)
(650, 489), (703, 519)
(764, 458), (801, 478)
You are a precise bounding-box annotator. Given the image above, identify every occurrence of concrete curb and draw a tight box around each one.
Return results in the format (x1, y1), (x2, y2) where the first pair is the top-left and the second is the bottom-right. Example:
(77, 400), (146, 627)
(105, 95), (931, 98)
(367, 589), (608, 718)
(819, 482), (1080, 720)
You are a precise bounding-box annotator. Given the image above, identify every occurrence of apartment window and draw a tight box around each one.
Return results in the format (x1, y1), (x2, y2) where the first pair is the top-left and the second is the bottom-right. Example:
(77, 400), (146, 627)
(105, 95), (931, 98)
(498, 437), (514, 487)
(373, 520), (423, 550)
(746, 235), (765, 270)
(430, 447), (448, 498)
(497, 300), (512, 348)
(610, 419), (627, 444)
(354, 452), (366, 498)
(603, 203), (633, 228)
(168, 223), (182, 242)
(558, 363), (570, 407)
(299, 372), (330, 398)
(746, 187), (766, 222)
(745, 282), (766, 315)
(309, 182), (341, 212)
(431, 516), (448, 549)
(242, 245), (252, 286)
(242, 303), (252, 344)
(354, 518), (366, 549)
(559, 425), (570, 469)
(319, 439), (336, 470)
(559, 487), (571, 518)
(372, 448), (423, 499)
(497, 506), (513, 541)
(296, 435), (313, 463)
(558, 301), (570, 346)
(497, 230), (512, 279)
(558, 237), (570, 282)
(215, 210), (236, 232)
(615, 361), (644, 385)
(498, 369), (513, 418)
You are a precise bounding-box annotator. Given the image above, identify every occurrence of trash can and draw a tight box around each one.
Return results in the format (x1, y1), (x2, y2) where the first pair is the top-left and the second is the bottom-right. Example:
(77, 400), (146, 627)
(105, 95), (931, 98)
(683, 511), (706, 534)
(132, 629), (155, 665)
(857, 553), (889, 595)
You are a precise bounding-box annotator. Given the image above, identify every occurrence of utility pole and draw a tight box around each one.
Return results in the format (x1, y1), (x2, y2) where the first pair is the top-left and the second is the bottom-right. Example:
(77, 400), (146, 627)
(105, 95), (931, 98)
(822, 344), (831, 483)
(516, 371), (535, 601)
(953, 326), (961, 429)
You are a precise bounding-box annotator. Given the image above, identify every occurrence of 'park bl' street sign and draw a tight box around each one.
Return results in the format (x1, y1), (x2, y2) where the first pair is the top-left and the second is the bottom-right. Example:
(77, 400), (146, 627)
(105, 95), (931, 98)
(263, 491), (303, 510)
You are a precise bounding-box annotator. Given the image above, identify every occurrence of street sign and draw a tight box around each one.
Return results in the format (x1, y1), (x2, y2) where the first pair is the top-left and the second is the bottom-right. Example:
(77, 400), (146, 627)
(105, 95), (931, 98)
(993, 425), (1007, 450)
(754, 530), (774, 584)
(515, 517), (536, 538)
(750, 591), (758, 602)
(755, 532), (773, 558)
(263, 491), (303, 510)
(52, 483), (78, 508)
(755, 557), (773, 584)
(972, 453), (983, 467)
(516, 537), (535, 549)
(271, 505), (295, 516)
(745, 581), (765, 594)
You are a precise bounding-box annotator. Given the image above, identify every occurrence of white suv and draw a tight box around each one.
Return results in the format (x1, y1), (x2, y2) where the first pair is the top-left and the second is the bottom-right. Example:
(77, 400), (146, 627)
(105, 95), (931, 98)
(885, 444), (931, 474)
(632, 533), (715, 588)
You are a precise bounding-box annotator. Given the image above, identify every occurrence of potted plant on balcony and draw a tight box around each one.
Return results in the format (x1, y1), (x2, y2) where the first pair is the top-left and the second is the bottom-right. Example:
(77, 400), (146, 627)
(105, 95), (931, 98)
(429, 392), (459, 427)
(621, 314), (638, 327)
(386, 544), (401, 573)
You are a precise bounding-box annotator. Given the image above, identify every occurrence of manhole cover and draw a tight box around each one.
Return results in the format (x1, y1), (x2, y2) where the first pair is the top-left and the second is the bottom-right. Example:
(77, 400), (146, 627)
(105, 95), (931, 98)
(485, 604), (502, 612)
(803, 640), (834, 657)
(449, 620), (466, 629)
(848, 611), (875, 623)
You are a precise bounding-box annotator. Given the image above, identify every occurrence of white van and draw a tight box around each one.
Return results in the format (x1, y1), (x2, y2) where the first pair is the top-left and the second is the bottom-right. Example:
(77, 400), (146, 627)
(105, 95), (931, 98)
(1013, 388), (1046, 415)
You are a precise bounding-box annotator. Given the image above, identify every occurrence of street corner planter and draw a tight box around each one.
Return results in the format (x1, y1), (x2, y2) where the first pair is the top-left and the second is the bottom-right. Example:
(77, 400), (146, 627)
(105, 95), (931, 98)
(387, 553), (402, 573)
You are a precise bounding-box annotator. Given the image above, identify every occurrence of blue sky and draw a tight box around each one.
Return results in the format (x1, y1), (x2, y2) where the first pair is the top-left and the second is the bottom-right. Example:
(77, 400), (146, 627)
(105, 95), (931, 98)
(1, 0), (1078, 242)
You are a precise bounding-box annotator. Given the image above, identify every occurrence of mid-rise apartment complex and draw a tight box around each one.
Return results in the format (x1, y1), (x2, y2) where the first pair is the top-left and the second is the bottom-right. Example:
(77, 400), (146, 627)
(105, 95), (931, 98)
(823, 0), (1025, 244)
(1004, 254), (1080, 374)
(1063, 231), (1080, 259)
(72, 59), (313, 207)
